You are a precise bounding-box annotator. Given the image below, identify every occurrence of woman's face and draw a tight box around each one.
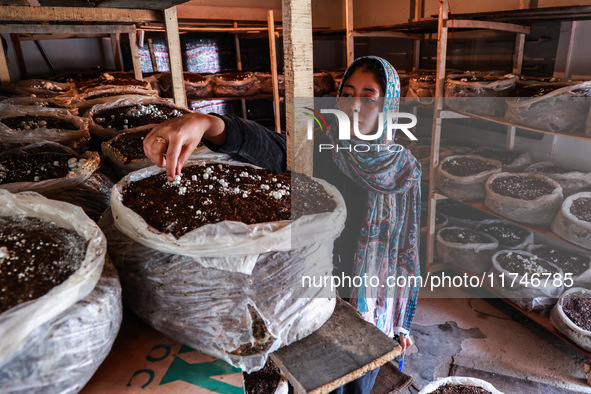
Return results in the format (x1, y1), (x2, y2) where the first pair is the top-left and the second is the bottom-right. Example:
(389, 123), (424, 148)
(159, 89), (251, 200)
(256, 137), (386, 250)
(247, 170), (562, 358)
(338, 68), (384, 135)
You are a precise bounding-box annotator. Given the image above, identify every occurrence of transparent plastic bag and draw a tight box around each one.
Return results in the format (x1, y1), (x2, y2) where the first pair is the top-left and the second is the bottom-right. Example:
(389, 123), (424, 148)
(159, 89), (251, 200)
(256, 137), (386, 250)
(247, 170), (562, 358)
(0, 142), (100, 196)
(0, 104), (89, 153)
(485, 172), (563, 225)
(213, 72), (260, 97)
(476, 219), (534, 250)
(527, 244), (591, 288)
(436, 226), (499, 274)
(0, 258), (122, 393)
(419, 376), (504, 394)
(506, 81), (591, 133)
(525, 161), (591, 197)
(158, 72), (213, 99)
(437, 200), (491, 229)
(0, 96), (77, 115)
(86, 96), (190, 140)
(256, 72), (285, 96)
(10, 79), (74, 98)
(470, 146), (532, 173)
(550, 287), (591, 351)
(73, 89), (159, 115)
(100, 161), (346, 371)
(491, 249), (564, 314)
(406, 75), (436, 105)
(445, 73), (517, 117)
(436, 155), (502, 201)
(551, 191), (591, 250)
(0, 190), (106, 370)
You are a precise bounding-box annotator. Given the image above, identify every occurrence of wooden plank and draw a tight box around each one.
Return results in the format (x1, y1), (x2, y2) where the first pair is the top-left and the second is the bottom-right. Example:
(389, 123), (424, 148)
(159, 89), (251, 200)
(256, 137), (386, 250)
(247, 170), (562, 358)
(271, 299), (402, 394)
(127, 31), (143, 81)
(283, 0), (313, 175)
(10, 34), (27, 79)
(443, 19), (531, 34)
(345, 0), (354, 66)
(0, 24), (135, 35)
(147, 38), (158, 72)
(18, 33), (109, 41)
(164, 6), (186, 108)
(176, 4), (282, 22)
(351, 30), (423, 40)
(268, 10), (281, 134)
(95, 0), (188, 10)
(0, 39), (11, 86)
(111, 33), (123, 71)
(0, 6), (161, 23)
(512, 33), (525, 74)
(506, 125), (516, 151)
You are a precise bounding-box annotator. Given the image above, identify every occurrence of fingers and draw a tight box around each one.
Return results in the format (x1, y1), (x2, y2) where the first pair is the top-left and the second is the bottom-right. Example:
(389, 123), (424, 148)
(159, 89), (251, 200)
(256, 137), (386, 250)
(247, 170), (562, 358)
(176, 141), (199, 176)
(165, 137), (183, 181)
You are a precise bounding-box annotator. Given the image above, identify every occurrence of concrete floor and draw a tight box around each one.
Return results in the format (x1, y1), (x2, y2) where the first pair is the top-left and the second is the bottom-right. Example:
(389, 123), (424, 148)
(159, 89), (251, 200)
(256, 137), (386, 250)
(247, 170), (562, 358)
(395, 283), (591, 393)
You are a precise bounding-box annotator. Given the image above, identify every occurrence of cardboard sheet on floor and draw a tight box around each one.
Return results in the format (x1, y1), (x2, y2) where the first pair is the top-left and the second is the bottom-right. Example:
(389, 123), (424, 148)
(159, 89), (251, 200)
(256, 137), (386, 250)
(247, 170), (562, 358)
(81, 311), (244, 394)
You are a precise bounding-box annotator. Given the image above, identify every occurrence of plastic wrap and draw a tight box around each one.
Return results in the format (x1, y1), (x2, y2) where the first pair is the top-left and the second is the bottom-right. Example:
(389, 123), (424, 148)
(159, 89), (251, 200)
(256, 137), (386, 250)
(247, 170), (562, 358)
(0, 142), (100, 196)
(0, 190), (106, 370)
(419, 376), (504, 394)
(550, 287), (591, 351)
(491, 250), (564, 314)
(86, 96), (190, 140)
(213, 72), (260, 97)
(0, 258), (122, 393)
(256, 72), (285, 96)
(73, 88), (159, 115)
(551, 191), (591, 250)
(10, 79), (74, 98)
(436, 155), (502, 201)
(506, 81), (591, 133)
(48, 170), (114, 223)
(444, 73), (517, 116)
(485, 172), (563, 225)
(0, 96), (77, 114)
(101, 162), (346, 371)
(470, 146), (532, 173)
(313, 72), (334, 96)
(525, 161), (591, 197)
(0, 104), (90, 153)
(527, 244), (591, 287)
(436, 226), (499, 274)
(158, 72), (213, 99)
(406, 75), (436, 105)
(476, 219), (534, 250)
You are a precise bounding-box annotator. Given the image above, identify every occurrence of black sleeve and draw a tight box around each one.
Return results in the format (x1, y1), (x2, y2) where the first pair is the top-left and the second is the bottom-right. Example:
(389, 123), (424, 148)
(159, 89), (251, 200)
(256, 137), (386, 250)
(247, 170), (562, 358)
(203, 113), (287, 173)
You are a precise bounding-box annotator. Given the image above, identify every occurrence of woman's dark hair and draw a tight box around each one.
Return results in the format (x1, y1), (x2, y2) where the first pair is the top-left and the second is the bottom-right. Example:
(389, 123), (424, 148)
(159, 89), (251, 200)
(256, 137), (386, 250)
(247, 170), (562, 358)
(340, 58), (387, 96)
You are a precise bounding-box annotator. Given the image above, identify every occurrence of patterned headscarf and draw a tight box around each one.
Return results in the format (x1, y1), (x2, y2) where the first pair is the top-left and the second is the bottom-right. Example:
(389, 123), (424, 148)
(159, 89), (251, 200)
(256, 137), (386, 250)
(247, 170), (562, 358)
(330, 56), (421, 337)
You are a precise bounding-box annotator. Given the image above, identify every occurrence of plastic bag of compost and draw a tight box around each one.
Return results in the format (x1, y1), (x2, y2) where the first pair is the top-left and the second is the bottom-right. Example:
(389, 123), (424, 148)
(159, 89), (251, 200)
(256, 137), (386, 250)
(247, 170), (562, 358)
(550, 287), (591, 352)
(551, 191), (591, 250)
(72, 88), (159, 115)
(0, 104), (89, 153)
(485, 172), (563, 225)
(525, 161), (591, 197)
(0, 190), (107, 375)
(491, 249), (564, 314)
(419, 376), (504, 394)
(436, 226), (499, 274)
(445, 73), (517, 117)
(506, 81), (591, 133)
(527, 244), (591, 288)
(0, 257), (122, 393)
(436, 155), (502, 201)
(470, 146), (532, 173)
(101, 160), (346, 372)
(86, 96), (190, 140)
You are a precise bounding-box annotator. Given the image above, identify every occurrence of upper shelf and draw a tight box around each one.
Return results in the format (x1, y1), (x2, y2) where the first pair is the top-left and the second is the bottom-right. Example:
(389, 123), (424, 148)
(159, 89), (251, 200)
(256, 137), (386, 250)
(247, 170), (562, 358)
(0, 0), (190, 11)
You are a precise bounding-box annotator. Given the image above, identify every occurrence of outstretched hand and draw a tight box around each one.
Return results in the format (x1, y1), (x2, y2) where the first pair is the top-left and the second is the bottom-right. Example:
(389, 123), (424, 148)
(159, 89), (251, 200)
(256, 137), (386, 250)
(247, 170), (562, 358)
(143, 113), (226, 181)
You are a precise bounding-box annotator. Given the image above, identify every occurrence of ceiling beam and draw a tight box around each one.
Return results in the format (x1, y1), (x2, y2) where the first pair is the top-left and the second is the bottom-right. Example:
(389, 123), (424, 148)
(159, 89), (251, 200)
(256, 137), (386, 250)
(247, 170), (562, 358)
(0, 6), (161, 23)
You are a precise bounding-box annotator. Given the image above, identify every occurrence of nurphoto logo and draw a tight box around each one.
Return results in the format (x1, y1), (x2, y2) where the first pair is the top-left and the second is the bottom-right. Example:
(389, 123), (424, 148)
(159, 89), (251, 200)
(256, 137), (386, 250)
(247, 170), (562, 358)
(303, 108), (418, 153)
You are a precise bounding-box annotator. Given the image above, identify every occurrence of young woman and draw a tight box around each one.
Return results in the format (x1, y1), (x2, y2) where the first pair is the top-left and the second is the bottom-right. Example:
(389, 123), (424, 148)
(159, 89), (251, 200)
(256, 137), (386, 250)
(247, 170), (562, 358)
(144, 56), (421, 394)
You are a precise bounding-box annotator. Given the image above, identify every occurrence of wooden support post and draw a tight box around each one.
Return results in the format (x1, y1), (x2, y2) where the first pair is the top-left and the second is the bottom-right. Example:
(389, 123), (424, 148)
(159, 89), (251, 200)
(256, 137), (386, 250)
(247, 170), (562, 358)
(283, 0), (314, 174)
(345, 0), (354, 66)
(506, 126), (516, 151)
(426, 0), (449, 270)
(268, 10), (281, 134)
(233, 21), (247, 119)
(164, 6), (186, 108)
(147, 38), (158, 72)
(110, 33), (122, 71)
(10, 34), (26, 79)
(0, 38), (11, 86)
(127, 31), (143, 80)
(513, 33), (525, 74)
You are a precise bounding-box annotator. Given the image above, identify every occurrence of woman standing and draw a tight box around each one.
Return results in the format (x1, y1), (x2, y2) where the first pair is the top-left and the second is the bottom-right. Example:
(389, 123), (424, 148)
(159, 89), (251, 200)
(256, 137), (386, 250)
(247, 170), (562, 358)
(144, 56), (421, 394)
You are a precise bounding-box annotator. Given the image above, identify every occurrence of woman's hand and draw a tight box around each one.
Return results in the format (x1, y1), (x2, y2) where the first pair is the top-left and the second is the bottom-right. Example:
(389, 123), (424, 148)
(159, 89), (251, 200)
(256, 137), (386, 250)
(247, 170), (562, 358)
(399, 334), (413, 351)
(143, 113), (226, 181)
